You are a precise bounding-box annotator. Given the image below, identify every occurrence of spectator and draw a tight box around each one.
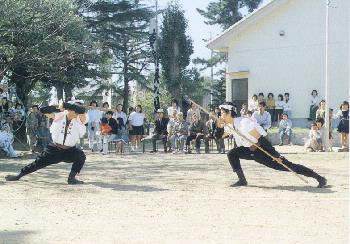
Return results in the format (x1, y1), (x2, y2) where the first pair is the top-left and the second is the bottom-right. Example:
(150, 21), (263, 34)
(275, 94), (285, 122)
(305, 122), (323, 152)
(283, 93), (292, 118)
(36, 112), (51, 151)
(167, 110), (178, 152)
(278, 113), (292, 146)
(151, 109), (169, 153)
(113, 104), (127, 126)
(258, 92), (265, 103)
(127, 107), (135, 141)
(186, 102), (201, 123)
(266, 93), (275, 123)
(185, 113), (208, 154)
(128, 105), (145, 151)
(167, 99), (181, 119)
(309, 89), (321, 121)
(206, 111), (225, 154)
(252, 101), (271, 131)
(336, 101), (349, 152)
(168, 112), (188, 153)
(248, 94), (258, 112)
(100, 117), (112, 155)
(240, 103), (248, 117)
(87, 100), (102, 152)
(316, 100), (333, 151)
(0, 122), (17, 158)
(105, 111), (118, 140)
(0, 97), (9, 113)
(26, 105), (40, 152)
(114, 117), (129, 154)
(101, 102), (110, 118)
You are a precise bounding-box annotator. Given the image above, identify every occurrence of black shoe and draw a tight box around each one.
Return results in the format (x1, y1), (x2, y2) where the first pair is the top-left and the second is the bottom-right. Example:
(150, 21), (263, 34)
(150, 150), (157, 153)
(317, 177), (327, 188)
(230, 179), (248, 187)
(67, 178), (84, 185)
(5, 174), (21, 181)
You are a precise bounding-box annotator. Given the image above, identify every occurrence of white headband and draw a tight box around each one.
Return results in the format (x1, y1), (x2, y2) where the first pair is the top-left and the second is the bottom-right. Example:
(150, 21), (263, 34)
(219, 104), (233, 110)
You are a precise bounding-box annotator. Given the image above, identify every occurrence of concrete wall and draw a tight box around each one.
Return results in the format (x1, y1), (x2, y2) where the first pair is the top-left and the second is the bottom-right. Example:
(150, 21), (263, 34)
(226, 0), (349, 118)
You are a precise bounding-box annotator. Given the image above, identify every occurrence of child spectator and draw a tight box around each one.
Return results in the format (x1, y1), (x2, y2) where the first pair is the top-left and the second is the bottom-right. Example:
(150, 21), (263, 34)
(305, 122), (323, 152)
(0, 122), (17, 158)
(283, 93), (292, 118)
(275, 94), (285, 122)
(248, 94), (258, 112)
(100, 117), (112, 155)
(240, 103), (248, 117)
(316, 100), (334, 151)
(128, 105), (145, 151)
(115, 117), (129, 154)
(309, 89), (321, 121)
(278, 113), (292, 146)
(336, 101), (349, 152)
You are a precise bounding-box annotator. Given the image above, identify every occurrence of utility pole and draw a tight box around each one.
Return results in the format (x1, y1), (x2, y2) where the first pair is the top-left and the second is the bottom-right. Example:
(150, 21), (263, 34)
(324, 0), (330, 151)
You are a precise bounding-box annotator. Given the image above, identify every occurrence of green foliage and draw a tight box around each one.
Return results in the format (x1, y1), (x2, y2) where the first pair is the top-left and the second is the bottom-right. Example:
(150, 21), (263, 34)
(211, 70), (226, 107)
(139, 90), (172, 122)
(197, 0), (263, 29)
(0, 0), (104, 105)
(158, 2), (193, 100)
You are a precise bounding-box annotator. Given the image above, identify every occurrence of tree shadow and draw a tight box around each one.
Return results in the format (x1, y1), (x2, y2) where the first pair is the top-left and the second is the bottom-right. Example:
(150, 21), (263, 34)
(247, 184), (335, 193)
(0, 230), (36, 243)
(88, 181), (169, 192)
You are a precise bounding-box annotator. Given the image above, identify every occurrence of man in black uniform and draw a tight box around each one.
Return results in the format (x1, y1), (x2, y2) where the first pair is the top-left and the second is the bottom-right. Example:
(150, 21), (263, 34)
(151, 109), (169, 153)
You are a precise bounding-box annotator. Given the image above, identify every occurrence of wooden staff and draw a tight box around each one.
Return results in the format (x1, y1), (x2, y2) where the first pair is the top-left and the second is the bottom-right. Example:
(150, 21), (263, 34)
(184, 96), (308, 184)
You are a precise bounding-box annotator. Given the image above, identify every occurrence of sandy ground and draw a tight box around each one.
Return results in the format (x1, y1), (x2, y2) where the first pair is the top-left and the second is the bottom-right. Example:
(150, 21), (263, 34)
(0, 146), (348, 244)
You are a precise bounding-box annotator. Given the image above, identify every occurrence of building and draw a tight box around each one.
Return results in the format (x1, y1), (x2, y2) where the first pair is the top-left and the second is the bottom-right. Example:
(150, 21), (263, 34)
(208, 0), (349, 125)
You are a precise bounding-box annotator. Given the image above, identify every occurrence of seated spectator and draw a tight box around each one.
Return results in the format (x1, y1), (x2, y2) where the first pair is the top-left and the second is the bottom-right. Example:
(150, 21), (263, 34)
(283, 93), (292, 118)
(278, 113), (292, 146)
(309, 89), (320, 121)
(305, 119), (324, 152)
(0, 122), (17, 158)
(252, 101), (271, 131)
(166, 110), (177, 151)
(275, 94), (285, 122)
(168, 112), (188, 153)
(266, 93), (275, 123)
(206, 111), (225, 153)
(114, 117), (129, 154)
(186, 102), (201, 123)
(316, 100), (333, 151)
(240, 103), (248, 117)
(167, 99), (181, 119)
(151, 109), (169, 153)
(105, 111), (118, 137)
(185, 114), (208, 154)
(100, 117), (112, 155)
(336, 101), (349, 152)
(113, 104), (127, 126)
(248, 94), (258, 112)
(0, 97), (9, 113)
(26, 105), (40, 152)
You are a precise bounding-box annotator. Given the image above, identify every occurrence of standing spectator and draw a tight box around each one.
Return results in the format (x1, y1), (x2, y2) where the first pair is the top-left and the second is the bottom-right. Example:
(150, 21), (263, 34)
(114, 117), (129, 154)
(0, 97), (9, 113)
(36, 112), (51, 151)
(336, 101), (349, 152)
(167, 110), (178, 151)
(275, 94), (285, 122)
(151, 109), (169, 153)
(258, 92), (265, 103)
(113, 104), (127, 126)
(87, 101), (102, 152)
(101, 102), (110, 118)
(240, 103), (248, 117)
(266, 93), (275, 123)
(26, 105), (40, 152)
(100, 117), (112, 155)
(283, 93), (292, 118)
(167, 99), (181, 119)
(186, 102), (201, 123)
(127, 107), (135, 141)
(11, 103), (25, 138)
(185, 114), (208, 154)
(248, 94), (258, 112)
(278, 113), (292, 146)
(309, 89), (321, 121)
(168, 112), (188, 153)
(128, 105), (145, 151)
(252, 101), (271, 131)
(316, 100), (334, 151)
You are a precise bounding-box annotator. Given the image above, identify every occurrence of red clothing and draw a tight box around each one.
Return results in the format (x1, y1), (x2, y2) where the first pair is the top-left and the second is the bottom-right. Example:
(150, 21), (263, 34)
(100, 123), (112, 135)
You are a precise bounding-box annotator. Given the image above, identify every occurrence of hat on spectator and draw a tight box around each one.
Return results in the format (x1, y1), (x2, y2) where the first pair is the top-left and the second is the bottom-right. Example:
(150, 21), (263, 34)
(156, 108), (164, 113)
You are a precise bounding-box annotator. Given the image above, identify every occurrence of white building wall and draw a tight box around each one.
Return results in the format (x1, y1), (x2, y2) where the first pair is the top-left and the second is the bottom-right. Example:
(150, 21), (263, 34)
(226, 0), (349, 118)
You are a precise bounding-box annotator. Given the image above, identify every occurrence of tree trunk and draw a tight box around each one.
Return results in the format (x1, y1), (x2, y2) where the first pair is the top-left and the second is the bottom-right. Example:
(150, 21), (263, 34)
(64, 85), (73, 101)
(55, 83), (64, 102)
(12, 66), (32, 107)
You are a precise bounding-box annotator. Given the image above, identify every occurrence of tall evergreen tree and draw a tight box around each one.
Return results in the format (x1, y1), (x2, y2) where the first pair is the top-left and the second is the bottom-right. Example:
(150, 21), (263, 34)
(158, 2), (193, 101)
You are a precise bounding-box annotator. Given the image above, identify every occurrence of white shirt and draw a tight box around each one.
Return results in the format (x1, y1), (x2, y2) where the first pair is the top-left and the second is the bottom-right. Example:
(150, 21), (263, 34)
(283, 99), (292, 111)
(275, 100), (285, 109)
(113, 111), (127, 125)
(87, 109), (102, 123)
(248, 99), (258, 111)
(128, 112), (145, 126)
(310, 96), (321, 107)
(50, 111), (87, 147)
(167, 106), (181, 117)
(227, 117), (267, 147)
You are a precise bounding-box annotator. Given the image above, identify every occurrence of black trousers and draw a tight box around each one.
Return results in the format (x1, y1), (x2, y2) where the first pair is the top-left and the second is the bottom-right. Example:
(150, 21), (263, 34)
(185, 134), (209, 151)
(227, 137), (318, 178)
(152, 134), (167, 151)
(20, 144), (86, 176)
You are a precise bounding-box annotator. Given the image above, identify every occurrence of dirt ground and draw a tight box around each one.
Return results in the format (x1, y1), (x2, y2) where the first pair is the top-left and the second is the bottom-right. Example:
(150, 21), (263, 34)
(0, 146), (348, 244)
